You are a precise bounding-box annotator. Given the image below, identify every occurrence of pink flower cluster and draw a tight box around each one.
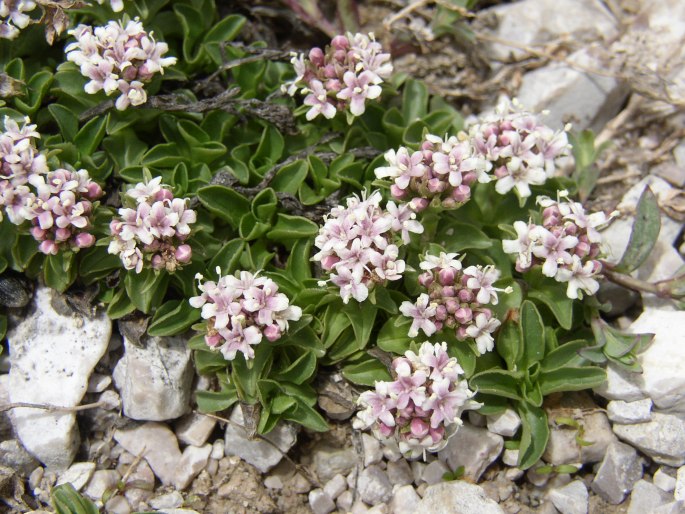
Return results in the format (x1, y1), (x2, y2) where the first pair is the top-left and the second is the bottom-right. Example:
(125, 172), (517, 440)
(285, 32), (393, 120)
(108, 177), (196, 273)
(503, 191), (607, 299)
(469, 99), (571, 198)
(26, 169), (103, 255)
(65, 18), (176, 110)
(313, 190), (423, 304)
(400, 252), (509, 355)
(189, 270), (303, 361)
(0, 0), (36, 40)
(0, 116), (48, 224)
(353, 342), (480, 458)
(375, 134), (491, 212)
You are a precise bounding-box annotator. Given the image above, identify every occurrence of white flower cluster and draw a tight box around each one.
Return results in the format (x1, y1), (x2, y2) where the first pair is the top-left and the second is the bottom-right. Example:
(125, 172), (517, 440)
(503, 191), (608, 299)
(313, 190), (423, 304)
(65, 18), (176, 110)
(0, 0), (36, 40)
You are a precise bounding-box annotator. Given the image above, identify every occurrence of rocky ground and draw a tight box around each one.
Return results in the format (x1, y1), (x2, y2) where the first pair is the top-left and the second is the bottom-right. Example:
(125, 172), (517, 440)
(1, 0), (685, 513)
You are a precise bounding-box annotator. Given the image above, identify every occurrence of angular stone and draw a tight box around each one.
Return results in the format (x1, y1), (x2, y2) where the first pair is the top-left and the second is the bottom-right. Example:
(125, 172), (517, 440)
(675, 465), (685, 501)
(653, 501), (685, 514)
(389, 484), (421, 514)
(83, 469), (120, 501)
(224, 405), (297, 473)
(653, 467), (676, 493)
(422, 460), (449, 485)
(607, 399), (653, 424)
(323, 473), (346, 500)
(358, 465), (392, 504)
(613, 412), (685, 466)
(149, 491), (183, 510)
(502, 449), (519, 467)
(55, 462), (95, 492)
(594, 363), (646, 403)
(438, 423), (503, 480)
(175, 413), (216, 447)
(418, 481), (504, 513)
(0, 439), (39, 476)
(362, 433), (382, 466)
(308, 488), (335, 514)
(174, 443), (212, 490)
(544, 411), (616, 465)
(113, 334), (193, 421)
(486, 408), (521, 437)
(336, 490), (353, 512)
(627, 479), (673, 514)
(386, 459), (413, 486)
(312, 446), (357, 482)
(548, 480), (588, 514)
(114, 422), (182, 485)
(8, 287), (111, 469)
(105, 495), (131, 514)
(591, 440), (643, 504)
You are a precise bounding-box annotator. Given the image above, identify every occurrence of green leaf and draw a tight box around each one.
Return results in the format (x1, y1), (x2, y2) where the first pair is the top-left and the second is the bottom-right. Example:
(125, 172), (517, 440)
(496, 321), (522, 372)
(51, 483), (99, 514)
(48, 104), (78, 141)
(124, 269), (169, 314)
(286, 238), (313, 282)
(148, 299), (201, 337)
(541, 340), (589, 372)
(616, 186), (661, 273)
(209, 239), (245, 276)
(197, 185), (250, 228)
(539, 366), (607, 395)
(11, 234), (36, 270)
(274, 350), (317, 385)
(269, 160), (308, 195)
(527, 281), (574, 330)
(437, 220), (493, 252)
(517, 403), (549, 470)
(195, 349), (228, 375)
(282, 397), (329, 432)
(196, 387), (238, 413)
(520, 300), (545, 367)
(402, 78), (429, 122)
(342, 301), (378, 351)
(267, 214), (318, 240)
(74, 115), (107, 156)
(251, 187), (278, 222)
(470, 369), (524, 401)
(342, 358), (392, 386)
(44, 252), (76, 293)
(78, 246), (121, 284)
(106, 287), (136, 319)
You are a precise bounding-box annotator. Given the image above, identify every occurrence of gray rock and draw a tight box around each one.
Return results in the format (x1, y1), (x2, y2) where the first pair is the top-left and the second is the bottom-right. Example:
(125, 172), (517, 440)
(653, 467), (676, 493)
(55, 462), (95, 492)
(86, 373), (111, 394)
(113, 334), (193, 421)
(486, 408), (521, 437)
(594, 363), (646, 403)
(0, 439), (39, 476)
(105, 495), (131, 514)
(613, 412), (685, 467)
(336, 490), (353, 512)
(312, 446), (358, 482)
(224, 405), (297, 473)
(362, 433), (383, 466)
(591, 440), (643, 504)
(149, 491), (183, 510)
(389, 484), (421, 514)
(675, 465), (685, 501)
(418, 481), (505, 513)
(308, 488), (335, 514)
(323, 473), (346, 500)
(607, 399), (653, 424)
(437, 423), (503, 480)
(548, 480), (589, 514)
(653, 501), (685, 514)
(502, 449), (519, 467)
(83, 469), (120, 501)
(175, 413), (216, 447)
(422, 460), (449, 485)
(544, 411), (616, 465)
(174, 443), (212, 490)
(627, 479), (673, 514)
(114, 422), (182, 485)
(8, 287), (111, 469)
(596, 282), (640, 318)
(411, 460), (426, 485)
(387, 459), (413, 486)
(0, 375), (13, 440)
(357, 465), (392, 504)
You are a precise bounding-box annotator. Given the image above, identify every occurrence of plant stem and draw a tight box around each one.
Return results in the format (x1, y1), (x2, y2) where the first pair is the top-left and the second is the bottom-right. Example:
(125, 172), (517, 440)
(602, 268), (681, 298)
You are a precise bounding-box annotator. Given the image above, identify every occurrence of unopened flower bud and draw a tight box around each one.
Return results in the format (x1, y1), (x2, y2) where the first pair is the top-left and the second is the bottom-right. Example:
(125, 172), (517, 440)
(175, 244), (192, 263)
(458, 288), (474, 303)
(410, 198), (429, 212)
(410, 418), (429, 438)
(39, 240), (58, 255)
(438, 267), (456, 286)
(74, 232), (95, 248)
(308, 47), (325, 66)
(151, 254), (164, 269)
(418, 272), (434, 288)
(451, 185), (471, 203)
(264, 324), (281, 342)
(454, 306), (473, 324)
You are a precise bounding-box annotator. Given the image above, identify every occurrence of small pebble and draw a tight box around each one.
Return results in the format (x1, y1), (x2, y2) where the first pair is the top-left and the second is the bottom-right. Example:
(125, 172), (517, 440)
(264, 475), (284, 490)
(323, 473), (346, 499)
(337, 490), (354, 511)
(149, 491), (183, 510)
(362, 433), (383, 466)
(654, 468), (676, 493)
(308, 488), (335, 514)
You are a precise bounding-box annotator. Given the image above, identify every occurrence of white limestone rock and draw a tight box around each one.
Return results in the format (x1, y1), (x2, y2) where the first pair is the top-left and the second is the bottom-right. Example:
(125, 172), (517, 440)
(653, 467), (676, 493)
(357, 465), (392, 504)
(149, 491), (183, 510)
(83, 470), (120, 502)
(308, 488), (335, 514)
(174, 443), (212, 490)
(8, 287), (111, 469)
(113, 334), (193, 421)
(55, 462), (95, 492)
(674, 465), (685, 501)
(323, 473), (346, 500)
(437, 423), (503, 480)
(175, 413), (217, 447)
(311, 446), (358, 483)
(389, 485), (421, 514)
(607, 399), (653, 424)
(362, 433), (382, 466)
(594, 363), (646, 403)
(548, 480), (589, 514)
(422, 460), (449, 486)
(591, 440), (643, 504)
(113, 422), (182, 485)
(0, 439), (39, 476)
(386, 459), (413, 486)
(544, 411), (616, 465)
(627, 479), (673, 514)
(224, 405), (297, 473)
(418, 481), (504, 513)
(486, 408), (521, 437)
(613, 412), (685, 466)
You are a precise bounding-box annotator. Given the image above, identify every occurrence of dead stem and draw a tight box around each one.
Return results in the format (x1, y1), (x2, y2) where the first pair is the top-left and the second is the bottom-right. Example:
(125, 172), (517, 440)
(0, 400), (105, 413)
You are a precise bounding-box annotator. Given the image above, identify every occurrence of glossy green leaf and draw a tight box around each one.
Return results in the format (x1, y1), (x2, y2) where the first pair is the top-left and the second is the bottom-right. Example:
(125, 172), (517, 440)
(437, 220), (493, 252)
(209, 239), (245, 276)
(148, 299), (201, 336)
(402, 78), (429, 122)
(616, 186), (661, 273)
(106, 287), (136, 319)
(51, 483), (99, 514)
(496, 320), (522, 372)
(124, 268), (169, 314)
(74, 115), (107, 156)
(274, 350), (317, 385)
(48, 104), (78, 141)
(342, 358), (392, 386)
(44, 252), (76, 293)
(267, 214), (318, 240)
(342, 301), (378, 351)
(196, 387), (238, 413)
(528, 284), (574, 330)
(195, 349), (228, 375)
(282, 397), (329, 432)
(517, 403), (549, 470)
(470, 369), (524, 401)
(541, 340), (590, 372)
(286, 238), (313, 282)
(520, 300), (545, 367)
(197, 185), (250, 228)
(538, 366), (607, 395)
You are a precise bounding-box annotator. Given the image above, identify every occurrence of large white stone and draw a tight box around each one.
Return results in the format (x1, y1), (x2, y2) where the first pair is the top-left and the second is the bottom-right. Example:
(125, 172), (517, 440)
(607, 399), (653, 424)
(8, 287), (111, 469)
(174, 443), (212, 490)
(175, 413), (216, 447)
(113, 334), (193, 421)
(224, 405), (297, 473)
(627, 479), (673, 514)
(613, 413), (685, 467)
(55, 462), (95, 492)
(389, 485), (421, 514)
(486, 408), (521, 437)
(418, 481), (504, 513)
(548, 480), (589, 514)
(113, 422), (182, 485)
(357, 465), (392, 504)
(591, 440), (643, 504)
(437, 423), (503, 480)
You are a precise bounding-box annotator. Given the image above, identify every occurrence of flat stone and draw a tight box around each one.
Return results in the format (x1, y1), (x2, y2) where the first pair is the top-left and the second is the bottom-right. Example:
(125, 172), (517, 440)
(55, 462), (95, 492)
(411, 460), (426, 485)
(113, 334), (193, 421)
(0, 439), (39, 476)
(105, 495), (131, 514)
(149, 491), (183, 510)
(175, 413), (217, 447)
(486, 408), (521, 437)
(387, 459), (413, 486)
(263, 475), (283, 489)
(591, 440), (643, 504)
(653, 501), (685, 514)
(607, 399), (653, 424)
(86, 373), (111, 393)
(113, 422), (182, 485)
(336, 490), (353, 512)
(83, 469), (120, 501)
(548, 480), (589, 514)
(418, 481), (504, 513)
(653, 467), (676, 493)
(323, 473), (346, 500)
(174, 443), (212, 490)
(358, 465), (392, 504)
(8, 287), (111, 469)
(308, 488), (335, 514)
(312, 446), (358, 482)
(362, 433), (383, 466)
(613, 412), (685, 466)
(422, 460), (449, 485)
(544, 411), (616, 465)
(389, 484), (421, 514)
(502, 449), (519, 467)
(627, 479), (673, 514)
(437, 423), (503, 480)
(224, 405), (297, 473)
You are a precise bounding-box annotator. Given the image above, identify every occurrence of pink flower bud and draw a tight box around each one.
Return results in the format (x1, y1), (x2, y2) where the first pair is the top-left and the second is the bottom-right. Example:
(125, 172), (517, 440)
(331, 35), (349, 50)
(427, 178), (443, 193)
(438, 267), (456, 286)
(175, 244), (192, 263)
(422, 149), (433, 161)
(564, 223), (578, 235)
(74, 232), (95, 248)
(205, 333), (222, 347)
(494, 166), (508, 179)
(321, 254), (340, 271)
(157, 189), (173, 201)
(445, 299), (459, 314)
(55, 227), (71, 241)
(309, 47), (325, 66)
(451, 185), (471, 203)
(462, 172), (477, 186)
(418, 272), (434, 288)
(264, 324), (281, 342)
(410, 418), (429, 438)
(323, 64), (337, 78)
(429, 426), (445, 443)
(456, 325), (468, 340)
(458, 288), (474, 303)
(442, 198), (456, 209)
(454, 306), (473, 324)
(325, 79), (341, 92)
(87, 182), (103, 199)
(379, 423), (394, 438)
(442, 286), (456, 297)
(31, 226), (46, 240)
(390, 184), (408, 199)
(574, 241), (590, 258)
(39, 240), (58, 255)
(435, 305), (447, 321)
(151, 254), (164, 269)
(410, 198), (429, 212)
